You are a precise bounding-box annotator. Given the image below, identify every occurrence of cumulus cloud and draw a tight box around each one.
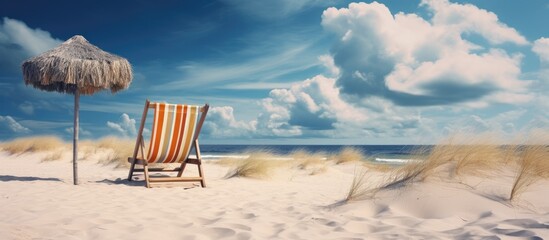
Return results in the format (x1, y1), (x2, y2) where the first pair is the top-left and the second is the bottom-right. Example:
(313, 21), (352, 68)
(201, 74), (440, 141)
(421, 0), (528, 45)
(321, 1), (531, 107)
(0, 17), (62, 73)
(0, 115), (31, 133)
(203, 106), (257, 138)
(533, 38), (549, 78)
(106, 113), (137, 138)
(261, 75), (365, 131)
(534, 38), (549, 63)
(318, 54), (340, 77)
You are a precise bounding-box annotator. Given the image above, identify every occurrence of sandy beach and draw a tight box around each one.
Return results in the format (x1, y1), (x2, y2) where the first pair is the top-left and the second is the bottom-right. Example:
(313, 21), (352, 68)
(1, 148), (548, 240)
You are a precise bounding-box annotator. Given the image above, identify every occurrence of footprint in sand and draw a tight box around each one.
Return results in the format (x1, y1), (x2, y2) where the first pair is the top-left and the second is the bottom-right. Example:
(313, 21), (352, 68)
(491, 228), (537, 237)
(501, 218), (549, 229)
(234, 232), (253, 240)
(310, 217), (339, 227)
(240, 212), (257, 219)
(195, 217), (221, 225)
(223, 223), (252, 231)
(204, 227), (236, 238)
(341, 220), (374, 234)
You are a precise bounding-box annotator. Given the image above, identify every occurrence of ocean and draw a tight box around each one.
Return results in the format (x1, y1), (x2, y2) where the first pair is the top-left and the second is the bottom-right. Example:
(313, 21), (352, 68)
(200, 145), (429, 164)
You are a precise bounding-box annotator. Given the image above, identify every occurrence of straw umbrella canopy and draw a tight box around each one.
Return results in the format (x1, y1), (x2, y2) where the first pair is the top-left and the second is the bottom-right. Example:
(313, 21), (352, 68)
(22, 35), (133, 185)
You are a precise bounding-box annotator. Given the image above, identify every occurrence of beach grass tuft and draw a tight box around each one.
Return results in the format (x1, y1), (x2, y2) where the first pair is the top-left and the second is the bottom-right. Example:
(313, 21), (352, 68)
(333, 147), (366, 164)
(342, 133), (549, 204)
(451, 144), (503, 177)
(95, 136), (136, 168)
(42, 150), (64, 161)
(362, 161), (396, 172)
(344, 167), (371, 202)
(290, 149), (328, 175)
(510, 145), (549, 202)
(224, 150), (286, 179)
(0, 135), (65, 154)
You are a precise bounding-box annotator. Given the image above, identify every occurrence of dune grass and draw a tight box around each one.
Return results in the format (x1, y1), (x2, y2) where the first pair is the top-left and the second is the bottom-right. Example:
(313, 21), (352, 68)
(452, 145), (503, 177)
(42, 150), (64, 161)
(95, 136), (136, 168)
(0, 135), (137, 167)
(344, 167), (371, 202)
(333, 147), (366, 164)
(341, 144), (462, 202)
(290, 149), (328, 175)
(510, 145), (549, 202)
(373, 139), (506, 193)
(218, 147), (413, 181)
(223, 151), (289, 179)
(221, 149), (333, 178)
(341, 133), (549, 204)
(0, 135), (66, 154)
(362, 161), (397, 172)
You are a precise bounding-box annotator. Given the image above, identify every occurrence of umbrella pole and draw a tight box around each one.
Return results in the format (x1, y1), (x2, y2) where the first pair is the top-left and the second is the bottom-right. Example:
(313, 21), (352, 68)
(73, 90), (79, 185)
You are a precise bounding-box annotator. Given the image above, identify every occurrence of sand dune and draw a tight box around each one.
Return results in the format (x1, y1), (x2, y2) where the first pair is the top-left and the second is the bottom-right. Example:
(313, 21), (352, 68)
(1, 149), (548, 239)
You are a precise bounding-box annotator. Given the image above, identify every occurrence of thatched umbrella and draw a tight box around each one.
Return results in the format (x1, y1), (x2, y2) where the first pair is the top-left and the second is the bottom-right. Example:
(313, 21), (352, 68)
(22, 35), (132, 185)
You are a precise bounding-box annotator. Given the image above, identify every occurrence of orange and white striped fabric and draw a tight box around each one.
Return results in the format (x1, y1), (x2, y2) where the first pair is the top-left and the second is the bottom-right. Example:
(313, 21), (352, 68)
(146, 103), (200, 163)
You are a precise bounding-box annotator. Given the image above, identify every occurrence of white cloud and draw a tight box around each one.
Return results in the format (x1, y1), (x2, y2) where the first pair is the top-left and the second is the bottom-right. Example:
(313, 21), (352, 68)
(533, 37), (549, 66)
(242, 75), (428, 139)
(106, 113), (137, 138)
(318, 54), (340, 77)
(421, 0), (528, 45)
(385, 49), (530, 104)
(321, 1), (530, 107)
(203, 106), (256, 138)
(18, 101), (34, 115)
(0, 17), (62, 72)
(200, 73), (438, 141)
(65, 126), (92, 137)
(531, 38), (549, 111)
(0, 115), (31, 133)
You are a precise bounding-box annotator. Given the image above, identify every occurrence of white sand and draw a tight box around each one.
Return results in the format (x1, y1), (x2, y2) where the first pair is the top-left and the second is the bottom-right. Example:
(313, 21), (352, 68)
(1, 150), (549, 239)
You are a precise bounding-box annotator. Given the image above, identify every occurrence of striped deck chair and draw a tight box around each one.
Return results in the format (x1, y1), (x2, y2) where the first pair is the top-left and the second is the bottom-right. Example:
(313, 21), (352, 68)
(128, 100), (209, 188)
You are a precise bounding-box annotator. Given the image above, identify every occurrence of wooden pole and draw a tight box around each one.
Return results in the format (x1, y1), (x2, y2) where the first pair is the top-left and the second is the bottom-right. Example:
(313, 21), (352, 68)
(73, 90), (79, 185)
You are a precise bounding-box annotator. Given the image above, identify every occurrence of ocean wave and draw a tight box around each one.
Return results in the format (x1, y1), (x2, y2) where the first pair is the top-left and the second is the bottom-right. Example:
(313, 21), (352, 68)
(374, 157), (417, 164)
(201, 154), (248, 159)
(201, 154), (294, 161)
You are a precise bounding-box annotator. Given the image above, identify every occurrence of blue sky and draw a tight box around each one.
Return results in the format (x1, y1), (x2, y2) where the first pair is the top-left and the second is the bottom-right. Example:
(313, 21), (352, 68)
(0, 0), (548, 144)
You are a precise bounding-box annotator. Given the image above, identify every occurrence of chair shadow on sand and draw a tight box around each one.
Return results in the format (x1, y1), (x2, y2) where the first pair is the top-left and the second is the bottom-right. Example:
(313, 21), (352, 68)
(0, 175), (62, 182)
(95, 178), (143, 187)
(96, 174), (200, 189)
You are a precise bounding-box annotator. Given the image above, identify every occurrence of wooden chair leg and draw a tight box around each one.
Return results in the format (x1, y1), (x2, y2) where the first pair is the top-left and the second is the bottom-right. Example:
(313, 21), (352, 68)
(128, 158), (136, 181)
(143, 165), (151, 188)
(198, 163), (206, 188)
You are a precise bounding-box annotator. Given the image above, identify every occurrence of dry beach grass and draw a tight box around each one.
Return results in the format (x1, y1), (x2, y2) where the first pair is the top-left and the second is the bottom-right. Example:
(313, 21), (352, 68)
(344, 134), (549, 204)
(0, 135), (66, 154)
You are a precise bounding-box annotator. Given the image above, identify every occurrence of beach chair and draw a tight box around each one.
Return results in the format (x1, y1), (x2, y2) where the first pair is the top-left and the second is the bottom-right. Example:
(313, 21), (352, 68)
(127, 100), (209, 188)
